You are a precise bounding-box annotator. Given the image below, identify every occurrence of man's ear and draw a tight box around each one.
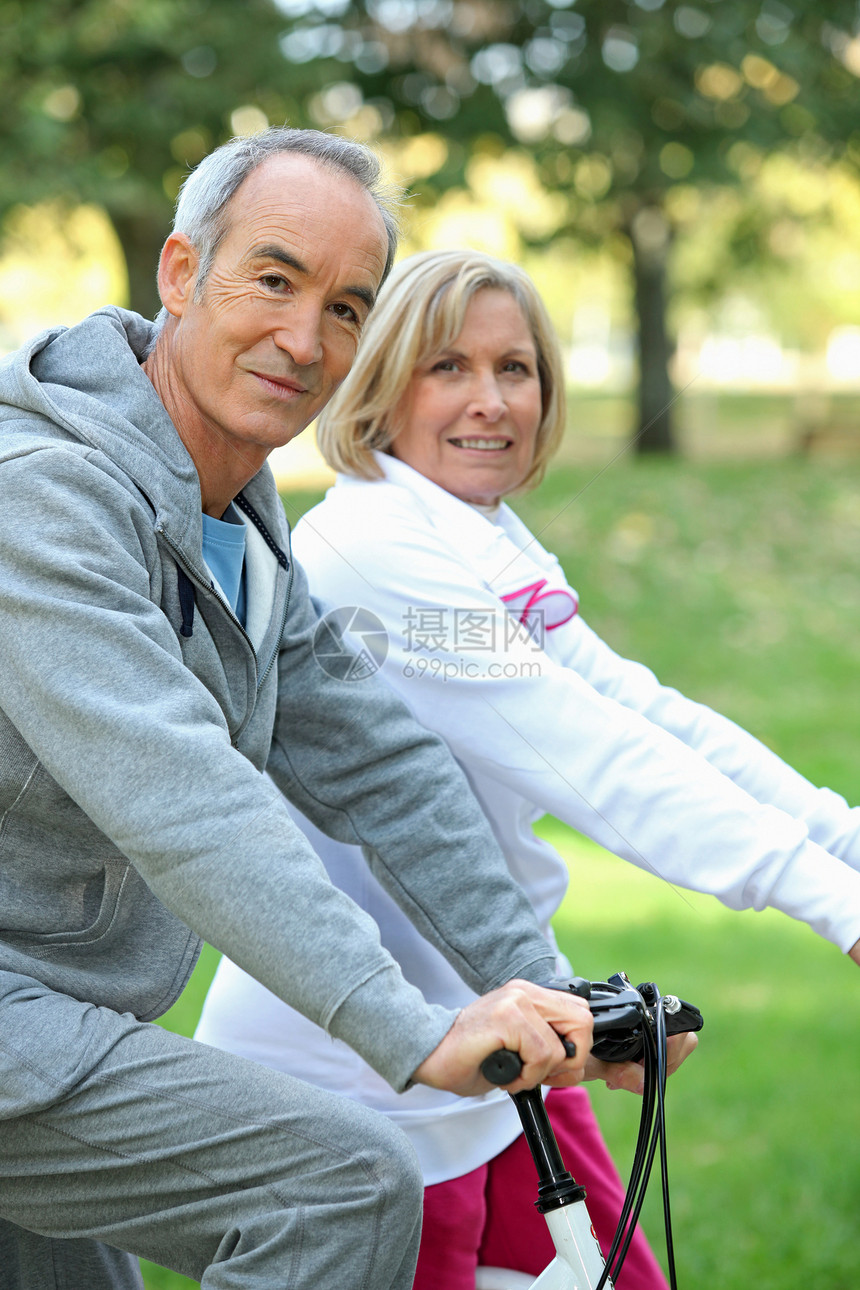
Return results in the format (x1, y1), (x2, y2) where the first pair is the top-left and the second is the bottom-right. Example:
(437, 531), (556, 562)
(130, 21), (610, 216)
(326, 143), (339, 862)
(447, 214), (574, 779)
(157, 233), (199, 318)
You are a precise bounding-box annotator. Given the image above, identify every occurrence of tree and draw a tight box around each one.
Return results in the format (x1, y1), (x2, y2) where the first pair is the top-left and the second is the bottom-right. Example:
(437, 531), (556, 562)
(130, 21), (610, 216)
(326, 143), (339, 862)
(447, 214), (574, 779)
(0, 0), (320, 319)
(267, 0), (860, 449)
(3, 0), (860, 449)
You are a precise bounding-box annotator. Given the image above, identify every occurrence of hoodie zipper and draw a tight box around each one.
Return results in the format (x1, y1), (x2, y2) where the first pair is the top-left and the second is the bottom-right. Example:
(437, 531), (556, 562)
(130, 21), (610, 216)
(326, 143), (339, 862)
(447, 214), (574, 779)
(257, 554), (293, 693)
(156, 507), (293, 698)
(233, 489), (294, 694)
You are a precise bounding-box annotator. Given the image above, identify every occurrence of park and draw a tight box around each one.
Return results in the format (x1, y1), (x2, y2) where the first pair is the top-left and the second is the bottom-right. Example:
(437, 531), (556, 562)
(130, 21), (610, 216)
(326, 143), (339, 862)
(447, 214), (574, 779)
(2, 3), (859, 1287)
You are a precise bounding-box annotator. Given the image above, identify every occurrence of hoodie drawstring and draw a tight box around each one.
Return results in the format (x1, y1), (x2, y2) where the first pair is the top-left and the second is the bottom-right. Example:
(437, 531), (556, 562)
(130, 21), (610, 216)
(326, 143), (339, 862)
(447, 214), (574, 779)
(177, 567), (196, 638)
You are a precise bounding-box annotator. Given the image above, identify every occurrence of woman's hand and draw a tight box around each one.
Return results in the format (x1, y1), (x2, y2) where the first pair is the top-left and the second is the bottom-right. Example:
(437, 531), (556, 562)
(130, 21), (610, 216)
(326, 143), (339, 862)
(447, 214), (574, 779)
(581, 1031), (699, 1096)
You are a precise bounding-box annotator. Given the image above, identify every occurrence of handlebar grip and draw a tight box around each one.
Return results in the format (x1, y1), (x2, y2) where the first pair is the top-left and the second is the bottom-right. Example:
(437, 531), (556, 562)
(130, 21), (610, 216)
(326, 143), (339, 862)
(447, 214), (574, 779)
(480, 1038), (577, 1087)
(479, 976), (702, 1085)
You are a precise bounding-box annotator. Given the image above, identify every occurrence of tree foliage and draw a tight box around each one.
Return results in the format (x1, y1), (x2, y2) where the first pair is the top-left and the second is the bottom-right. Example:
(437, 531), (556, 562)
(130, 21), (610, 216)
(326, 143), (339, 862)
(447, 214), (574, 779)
(3, 0), (860, 445)
(0, 0), (319, 316)
(279, 0), (860, 448)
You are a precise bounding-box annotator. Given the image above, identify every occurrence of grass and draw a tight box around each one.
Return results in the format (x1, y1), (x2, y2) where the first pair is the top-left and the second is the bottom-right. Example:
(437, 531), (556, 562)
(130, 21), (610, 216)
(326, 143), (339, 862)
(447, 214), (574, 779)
(558, 390), (860, 461)
(142, 452), (860, 1289)
(543, 822), (860, 1289)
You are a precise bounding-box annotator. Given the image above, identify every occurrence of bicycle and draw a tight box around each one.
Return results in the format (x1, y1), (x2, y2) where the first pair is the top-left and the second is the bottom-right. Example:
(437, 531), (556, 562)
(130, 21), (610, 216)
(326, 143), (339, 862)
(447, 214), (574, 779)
(474, 974), (704, 1290)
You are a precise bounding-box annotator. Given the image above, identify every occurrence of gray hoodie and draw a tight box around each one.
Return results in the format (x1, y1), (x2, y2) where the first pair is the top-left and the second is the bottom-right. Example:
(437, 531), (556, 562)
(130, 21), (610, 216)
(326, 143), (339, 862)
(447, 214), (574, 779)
(0, 308), (556, 1097)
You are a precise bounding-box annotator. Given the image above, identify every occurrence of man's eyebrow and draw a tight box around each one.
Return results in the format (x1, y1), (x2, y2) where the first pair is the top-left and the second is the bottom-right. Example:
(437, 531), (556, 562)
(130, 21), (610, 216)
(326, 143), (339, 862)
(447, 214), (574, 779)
(249, 244), (308, 274)
(346, 283), (376, 312)
(248, 243), (376, 312)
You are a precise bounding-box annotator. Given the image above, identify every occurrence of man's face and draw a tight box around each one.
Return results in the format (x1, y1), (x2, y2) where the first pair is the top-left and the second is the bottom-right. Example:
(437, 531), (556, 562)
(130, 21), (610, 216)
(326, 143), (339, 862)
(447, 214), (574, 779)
(164, 153), (388, 469)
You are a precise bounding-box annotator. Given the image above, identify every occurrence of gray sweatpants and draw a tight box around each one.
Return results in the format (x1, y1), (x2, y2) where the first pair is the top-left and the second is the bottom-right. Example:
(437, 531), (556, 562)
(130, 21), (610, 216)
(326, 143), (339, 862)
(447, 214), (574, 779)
(0, 977), (423, 1289)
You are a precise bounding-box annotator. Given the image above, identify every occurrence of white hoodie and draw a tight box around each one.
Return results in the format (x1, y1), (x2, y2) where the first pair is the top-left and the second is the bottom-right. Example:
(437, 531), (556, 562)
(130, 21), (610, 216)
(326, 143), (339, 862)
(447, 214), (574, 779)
(197, 450), (860, 1180)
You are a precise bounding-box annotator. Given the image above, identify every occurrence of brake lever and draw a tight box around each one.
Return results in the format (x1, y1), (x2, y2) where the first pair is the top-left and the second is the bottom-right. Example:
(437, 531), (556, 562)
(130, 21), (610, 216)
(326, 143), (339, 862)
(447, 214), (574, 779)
(479, 975), (702, 1084)
(480, 979), (645, 1085)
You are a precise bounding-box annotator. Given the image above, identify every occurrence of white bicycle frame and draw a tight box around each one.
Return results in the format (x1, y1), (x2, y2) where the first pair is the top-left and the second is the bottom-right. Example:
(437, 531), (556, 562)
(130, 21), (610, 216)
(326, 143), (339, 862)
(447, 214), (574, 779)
(473, 1086), (615, 1290)
(476, 1198), (613, 1289)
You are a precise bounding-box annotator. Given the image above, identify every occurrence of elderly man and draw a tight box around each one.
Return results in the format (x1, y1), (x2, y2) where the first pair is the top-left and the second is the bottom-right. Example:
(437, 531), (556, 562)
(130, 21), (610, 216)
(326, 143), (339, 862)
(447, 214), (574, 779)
(0, 129), (601, 1289)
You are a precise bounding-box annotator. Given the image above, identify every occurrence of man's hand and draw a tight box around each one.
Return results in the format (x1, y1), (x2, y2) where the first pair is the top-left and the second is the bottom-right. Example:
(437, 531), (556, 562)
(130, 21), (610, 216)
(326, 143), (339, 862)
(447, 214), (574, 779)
(412, 979), (594, 1097)
(849, 937), (860, 968)
(586, 1031), (700, 1095)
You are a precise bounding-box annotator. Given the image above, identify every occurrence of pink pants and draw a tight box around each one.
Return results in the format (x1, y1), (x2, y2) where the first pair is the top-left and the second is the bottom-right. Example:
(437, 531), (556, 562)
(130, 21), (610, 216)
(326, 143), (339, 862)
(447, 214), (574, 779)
(413, 1086), (668, 1290)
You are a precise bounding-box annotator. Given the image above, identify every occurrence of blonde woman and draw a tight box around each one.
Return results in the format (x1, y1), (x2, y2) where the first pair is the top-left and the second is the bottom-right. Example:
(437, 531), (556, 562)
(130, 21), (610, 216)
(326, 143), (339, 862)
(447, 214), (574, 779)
(198, 250), (860, 1288)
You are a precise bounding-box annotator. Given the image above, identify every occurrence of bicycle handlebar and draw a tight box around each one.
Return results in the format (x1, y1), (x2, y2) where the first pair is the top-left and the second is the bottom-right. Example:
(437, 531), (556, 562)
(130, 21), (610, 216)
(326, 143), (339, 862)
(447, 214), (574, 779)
(480, 974), (703, 1086)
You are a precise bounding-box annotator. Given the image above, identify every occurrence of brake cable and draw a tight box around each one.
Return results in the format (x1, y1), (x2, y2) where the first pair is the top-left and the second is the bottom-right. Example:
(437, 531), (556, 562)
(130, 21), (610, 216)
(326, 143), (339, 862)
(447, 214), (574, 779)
(596, 986), (678, 1289)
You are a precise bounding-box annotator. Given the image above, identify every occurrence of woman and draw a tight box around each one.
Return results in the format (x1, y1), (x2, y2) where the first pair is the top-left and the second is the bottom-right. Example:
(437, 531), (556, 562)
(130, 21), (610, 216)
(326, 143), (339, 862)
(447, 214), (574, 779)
(197, 250), (860, 1287)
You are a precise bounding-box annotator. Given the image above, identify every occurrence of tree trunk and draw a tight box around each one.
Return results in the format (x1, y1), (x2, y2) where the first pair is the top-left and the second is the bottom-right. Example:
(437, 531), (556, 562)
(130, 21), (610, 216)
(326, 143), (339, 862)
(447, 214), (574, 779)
(628, 205), (676, 454)
(109, 210), (171, 321)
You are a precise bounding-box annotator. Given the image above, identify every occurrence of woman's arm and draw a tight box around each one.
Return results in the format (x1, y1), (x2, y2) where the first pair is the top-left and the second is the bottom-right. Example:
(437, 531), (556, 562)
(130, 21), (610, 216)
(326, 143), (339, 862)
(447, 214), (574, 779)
(548, 613), (860, 871)
(293, 490), (860, 955)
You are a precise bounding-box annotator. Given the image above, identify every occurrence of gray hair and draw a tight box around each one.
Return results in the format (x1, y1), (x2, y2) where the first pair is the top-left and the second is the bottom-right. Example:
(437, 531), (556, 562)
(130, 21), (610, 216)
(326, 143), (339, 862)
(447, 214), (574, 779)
(150, 127), (401, 332)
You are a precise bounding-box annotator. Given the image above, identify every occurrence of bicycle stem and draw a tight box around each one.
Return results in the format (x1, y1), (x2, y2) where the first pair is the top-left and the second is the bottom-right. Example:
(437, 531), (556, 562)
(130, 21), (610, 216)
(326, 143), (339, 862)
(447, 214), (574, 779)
(511, 1088), (588, 1214)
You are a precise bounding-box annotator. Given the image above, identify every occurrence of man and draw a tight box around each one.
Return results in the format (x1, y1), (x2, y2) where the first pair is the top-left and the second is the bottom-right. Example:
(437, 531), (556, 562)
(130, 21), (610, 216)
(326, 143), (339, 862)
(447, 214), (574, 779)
(0, 128), (610, 1289)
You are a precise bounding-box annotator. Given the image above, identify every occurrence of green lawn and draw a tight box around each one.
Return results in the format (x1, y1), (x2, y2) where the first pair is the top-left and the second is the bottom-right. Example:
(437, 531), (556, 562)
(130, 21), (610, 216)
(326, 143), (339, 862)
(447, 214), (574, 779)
(544, 823), (860, 1290)
(143, 454), (860, 1289)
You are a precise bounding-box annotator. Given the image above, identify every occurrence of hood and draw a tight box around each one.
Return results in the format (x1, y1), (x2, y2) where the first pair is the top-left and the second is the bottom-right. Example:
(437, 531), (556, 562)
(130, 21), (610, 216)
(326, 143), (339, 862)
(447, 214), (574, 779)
(0, 307), (285, 563)
(0, 308), (201, 544)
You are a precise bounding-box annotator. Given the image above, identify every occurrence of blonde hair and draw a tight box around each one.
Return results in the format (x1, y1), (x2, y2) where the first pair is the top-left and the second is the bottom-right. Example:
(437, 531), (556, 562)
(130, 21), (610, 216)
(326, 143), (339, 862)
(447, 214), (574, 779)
(316, 249), (567, 495)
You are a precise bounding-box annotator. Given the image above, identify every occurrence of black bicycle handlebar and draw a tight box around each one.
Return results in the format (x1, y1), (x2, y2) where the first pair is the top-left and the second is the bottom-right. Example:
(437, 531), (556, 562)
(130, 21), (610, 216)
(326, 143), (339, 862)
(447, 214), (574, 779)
(480, 974), (703, 1086)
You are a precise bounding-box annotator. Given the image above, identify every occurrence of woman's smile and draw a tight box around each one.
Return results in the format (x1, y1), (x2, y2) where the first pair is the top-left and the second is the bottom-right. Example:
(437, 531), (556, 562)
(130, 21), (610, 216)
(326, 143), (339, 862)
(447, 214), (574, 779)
(390, 288), (543, 507)
(448, 436), (513, 451)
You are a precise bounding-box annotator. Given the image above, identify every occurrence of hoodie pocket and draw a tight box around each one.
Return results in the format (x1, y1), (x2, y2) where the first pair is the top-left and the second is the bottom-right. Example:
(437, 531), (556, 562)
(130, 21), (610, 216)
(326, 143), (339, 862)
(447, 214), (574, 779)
(0, 862), (130, 956)
(0, 740), (132, 950)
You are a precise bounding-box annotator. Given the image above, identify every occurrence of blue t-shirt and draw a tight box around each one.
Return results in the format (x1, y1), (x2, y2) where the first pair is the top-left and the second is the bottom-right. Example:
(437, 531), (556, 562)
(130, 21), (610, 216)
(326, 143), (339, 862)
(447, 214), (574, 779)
(201, 503), (247, 626)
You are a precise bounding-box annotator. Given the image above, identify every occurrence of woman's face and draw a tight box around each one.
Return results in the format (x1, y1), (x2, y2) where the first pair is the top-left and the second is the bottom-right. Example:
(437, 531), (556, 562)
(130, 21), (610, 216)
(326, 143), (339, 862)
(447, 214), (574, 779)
(389, 288), (543, 507)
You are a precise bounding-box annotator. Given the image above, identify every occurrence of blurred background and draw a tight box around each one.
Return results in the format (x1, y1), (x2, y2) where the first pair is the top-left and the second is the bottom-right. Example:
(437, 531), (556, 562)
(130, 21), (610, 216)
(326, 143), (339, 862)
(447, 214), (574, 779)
(2, 2), (858, 1286)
